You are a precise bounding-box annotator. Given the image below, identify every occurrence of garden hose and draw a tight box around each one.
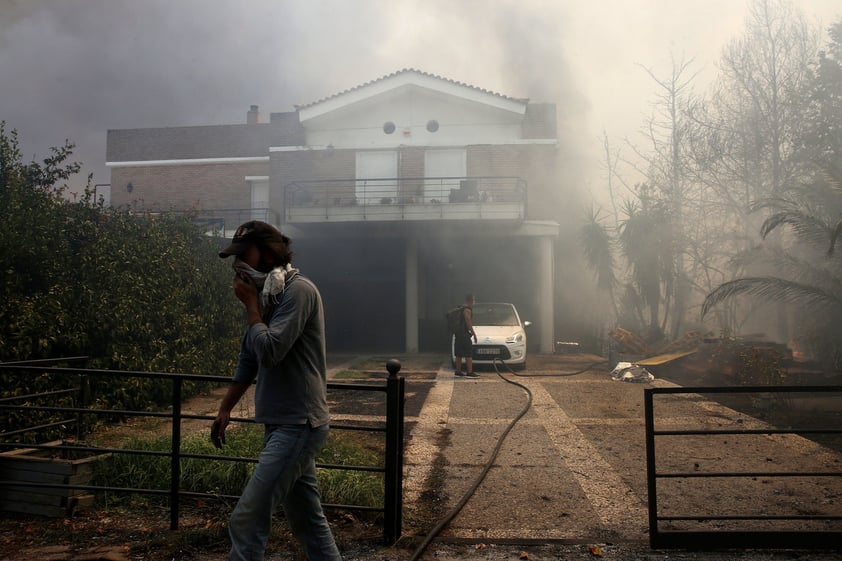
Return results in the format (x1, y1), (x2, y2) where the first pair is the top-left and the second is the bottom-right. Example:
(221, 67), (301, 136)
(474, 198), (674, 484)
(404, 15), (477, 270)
(408, 358), (533, 561)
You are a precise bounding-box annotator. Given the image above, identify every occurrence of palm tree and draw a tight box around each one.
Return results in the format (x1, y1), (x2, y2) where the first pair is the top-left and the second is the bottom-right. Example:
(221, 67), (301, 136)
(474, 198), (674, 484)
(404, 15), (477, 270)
(617, 195), (676, 338)
(702, 169), (842, 368)
(579, 207), (620, 321)
(831, 218), (842, 255)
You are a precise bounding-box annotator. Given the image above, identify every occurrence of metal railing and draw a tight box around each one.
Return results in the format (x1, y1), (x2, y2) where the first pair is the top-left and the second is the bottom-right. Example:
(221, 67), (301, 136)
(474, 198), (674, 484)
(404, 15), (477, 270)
(284, 176), (527, 223)
(644, 385), (842, 549)
(0, 360), (405, 544)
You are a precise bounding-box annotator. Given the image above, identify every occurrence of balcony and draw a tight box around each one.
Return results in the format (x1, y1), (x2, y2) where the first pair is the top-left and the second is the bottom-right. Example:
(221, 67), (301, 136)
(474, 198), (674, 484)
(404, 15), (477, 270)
(284, 176), (526, 224)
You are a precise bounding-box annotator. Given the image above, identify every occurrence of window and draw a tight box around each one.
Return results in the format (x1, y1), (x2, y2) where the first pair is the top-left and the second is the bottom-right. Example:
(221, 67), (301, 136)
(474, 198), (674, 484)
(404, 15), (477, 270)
(249, 178), (269, 221)
(356, 151), (397, 204)
(423, 149), (466, 202)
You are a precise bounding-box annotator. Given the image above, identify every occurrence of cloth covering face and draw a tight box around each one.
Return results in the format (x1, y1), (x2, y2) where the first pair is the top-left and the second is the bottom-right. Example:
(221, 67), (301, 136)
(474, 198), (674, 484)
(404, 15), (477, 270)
(232, 258), (293, 310)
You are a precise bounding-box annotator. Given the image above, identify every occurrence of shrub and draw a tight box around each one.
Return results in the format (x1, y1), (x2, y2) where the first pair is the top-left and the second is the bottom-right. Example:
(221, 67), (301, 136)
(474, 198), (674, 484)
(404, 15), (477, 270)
(0, 123), (242, 437)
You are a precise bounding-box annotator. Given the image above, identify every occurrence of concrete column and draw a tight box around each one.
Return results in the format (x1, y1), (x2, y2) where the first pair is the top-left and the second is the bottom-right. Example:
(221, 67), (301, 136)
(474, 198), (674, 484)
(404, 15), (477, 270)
(538, 236), (555, 354)
(405, 237), (419, 353)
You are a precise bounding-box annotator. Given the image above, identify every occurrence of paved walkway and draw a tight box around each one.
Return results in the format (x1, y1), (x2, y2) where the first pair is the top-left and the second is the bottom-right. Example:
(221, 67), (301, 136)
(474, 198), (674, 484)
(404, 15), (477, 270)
(403, 358), (651, 544)
(388, 354), (842, 561)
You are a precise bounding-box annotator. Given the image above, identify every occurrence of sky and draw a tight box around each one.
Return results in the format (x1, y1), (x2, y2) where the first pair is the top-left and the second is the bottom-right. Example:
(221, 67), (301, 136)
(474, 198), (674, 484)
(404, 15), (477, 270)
(1, 0), (840, 204)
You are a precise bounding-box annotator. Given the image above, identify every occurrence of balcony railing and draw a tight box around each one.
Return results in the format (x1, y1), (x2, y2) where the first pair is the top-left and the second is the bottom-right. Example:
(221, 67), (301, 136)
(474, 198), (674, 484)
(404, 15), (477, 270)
(284, 176), (526, 224)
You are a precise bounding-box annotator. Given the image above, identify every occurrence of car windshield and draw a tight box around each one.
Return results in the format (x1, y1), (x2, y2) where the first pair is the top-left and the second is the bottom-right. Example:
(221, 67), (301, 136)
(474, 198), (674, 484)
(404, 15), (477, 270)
(472, 304), (519, 326)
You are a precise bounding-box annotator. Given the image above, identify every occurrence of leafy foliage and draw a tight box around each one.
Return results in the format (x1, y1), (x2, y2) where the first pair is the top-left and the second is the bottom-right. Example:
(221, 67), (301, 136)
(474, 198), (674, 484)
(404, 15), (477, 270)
(584, 6), (842, 361)
(578, 207), (617, 293)
(704, 335), (789, 386)
(0, 123), (243, 434)
(702, 168), (842, 369)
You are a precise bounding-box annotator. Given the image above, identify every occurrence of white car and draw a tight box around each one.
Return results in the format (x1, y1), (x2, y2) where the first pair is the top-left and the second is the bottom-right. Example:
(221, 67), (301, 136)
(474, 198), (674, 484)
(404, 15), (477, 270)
(452, 302), (530, 370)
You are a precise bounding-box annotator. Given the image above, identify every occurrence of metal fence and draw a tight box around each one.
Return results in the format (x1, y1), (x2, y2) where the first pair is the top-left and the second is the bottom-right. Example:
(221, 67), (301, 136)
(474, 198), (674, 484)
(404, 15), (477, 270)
(644, 385), (842, 549)
(0, 358), (405, 544)
(284, 176), (527, 223)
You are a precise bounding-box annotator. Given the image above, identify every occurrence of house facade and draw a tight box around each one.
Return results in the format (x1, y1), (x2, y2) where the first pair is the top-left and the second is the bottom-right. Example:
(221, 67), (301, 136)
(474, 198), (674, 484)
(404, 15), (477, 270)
(106, 69), (569, 355)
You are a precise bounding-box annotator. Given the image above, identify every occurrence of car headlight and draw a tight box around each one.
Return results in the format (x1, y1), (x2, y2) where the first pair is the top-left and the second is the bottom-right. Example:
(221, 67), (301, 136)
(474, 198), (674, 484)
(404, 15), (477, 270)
(506, 332), (524, 344)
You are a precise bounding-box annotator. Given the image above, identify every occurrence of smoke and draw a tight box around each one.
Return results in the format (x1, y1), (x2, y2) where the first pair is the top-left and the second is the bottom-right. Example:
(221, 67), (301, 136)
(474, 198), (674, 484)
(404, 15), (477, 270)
(1, 0), (595, 341)
(0, 0), (591, 197)
(0, 1), (393, 184)
(3, 0), (836, 197)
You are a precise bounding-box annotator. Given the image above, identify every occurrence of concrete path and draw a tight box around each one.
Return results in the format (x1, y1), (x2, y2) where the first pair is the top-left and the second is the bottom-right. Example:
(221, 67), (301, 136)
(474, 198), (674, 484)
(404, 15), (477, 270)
(403, 360), (652, 544)
(399, 356), (842, 553)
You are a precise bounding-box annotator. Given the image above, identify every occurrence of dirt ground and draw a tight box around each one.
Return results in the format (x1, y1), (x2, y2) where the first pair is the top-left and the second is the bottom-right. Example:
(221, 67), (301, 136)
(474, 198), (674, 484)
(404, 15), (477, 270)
(1, 352), (840, 561)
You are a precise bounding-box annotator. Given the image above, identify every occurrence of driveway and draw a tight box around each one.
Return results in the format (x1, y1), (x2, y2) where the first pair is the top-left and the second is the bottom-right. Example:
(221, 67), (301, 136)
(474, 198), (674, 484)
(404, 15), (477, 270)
(331, 353), (842, 561)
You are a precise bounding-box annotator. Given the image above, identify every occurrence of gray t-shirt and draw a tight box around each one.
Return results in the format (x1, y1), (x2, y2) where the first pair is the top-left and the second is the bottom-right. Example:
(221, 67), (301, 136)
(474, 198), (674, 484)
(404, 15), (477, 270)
(232, 270), (330, 427)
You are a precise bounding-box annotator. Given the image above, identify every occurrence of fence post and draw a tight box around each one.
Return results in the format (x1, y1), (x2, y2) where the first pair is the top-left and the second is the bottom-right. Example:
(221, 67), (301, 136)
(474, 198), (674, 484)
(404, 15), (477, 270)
(170, 377), (183, 531)
(383, 359), (405, 544)
(76, 374), (90, 440)
(643, 388), (659, 548)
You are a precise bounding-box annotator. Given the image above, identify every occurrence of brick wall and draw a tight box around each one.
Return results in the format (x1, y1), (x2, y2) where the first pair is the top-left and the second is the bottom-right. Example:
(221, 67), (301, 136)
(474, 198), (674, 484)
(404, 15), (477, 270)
(467, 145), (523, 177)
(110, 161), (269, 210)
(521, 145), (562, 221)
(271, 150), (356, 209)
(398, 147), (425, 199)
(108, 143), (562, 222)
(467, 144), (561, 220)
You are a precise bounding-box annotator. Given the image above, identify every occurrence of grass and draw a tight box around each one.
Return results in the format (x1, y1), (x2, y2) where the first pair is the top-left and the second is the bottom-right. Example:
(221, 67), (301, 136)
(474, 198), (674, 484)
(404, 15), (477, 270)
(90, 424), (384, 508)
(1, 426), (386, 560)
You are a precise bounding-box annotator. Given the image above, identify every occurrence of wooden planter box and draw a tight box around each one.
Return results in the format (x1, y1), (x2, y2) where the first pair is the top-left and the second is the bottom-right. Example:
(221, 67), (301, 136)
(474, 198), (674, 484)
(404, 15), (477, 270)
(0, 442), (110, 517)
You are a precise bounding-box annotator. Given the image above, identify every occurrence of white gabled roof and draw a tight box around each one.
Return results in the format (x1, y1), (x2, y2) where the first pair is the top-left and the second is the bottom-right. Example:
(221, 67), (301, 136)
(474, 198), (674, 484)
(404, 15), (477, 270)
(297, 68), (528, 122)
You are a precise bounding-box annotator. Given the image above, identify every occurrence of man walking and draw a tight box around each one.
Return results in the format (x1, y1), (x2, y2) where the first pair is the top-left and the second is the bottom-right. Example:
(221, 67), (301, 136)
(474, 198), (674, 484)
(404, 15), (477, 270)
(454, 293), (478, 378)
(211, 220), (341, 561)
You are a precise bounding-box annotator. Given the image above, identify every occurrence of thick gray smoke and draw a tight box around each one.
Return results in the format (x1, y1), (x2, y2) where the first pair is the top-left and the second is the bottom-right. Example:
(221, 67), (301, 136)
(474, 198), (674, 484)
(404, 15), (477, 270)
(0, 1), (391, 184)
(2, 0), (837, 200)
(0, 1), (589, 197)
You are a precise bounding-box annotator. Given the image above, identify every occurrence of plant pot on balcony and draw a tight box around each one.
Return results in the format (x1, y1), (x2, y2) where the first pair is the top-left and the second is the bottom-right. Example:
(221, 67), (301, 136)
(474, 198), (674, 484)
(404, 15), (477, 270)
(0, 441), (110, 517)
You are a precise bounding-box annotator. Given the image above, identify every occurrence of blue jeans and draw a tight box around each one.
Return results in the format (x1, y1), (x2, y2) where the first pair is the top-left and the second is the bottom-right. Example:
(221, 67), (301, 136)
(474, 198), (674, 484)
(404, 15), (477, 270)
(228, 423), (341, 561)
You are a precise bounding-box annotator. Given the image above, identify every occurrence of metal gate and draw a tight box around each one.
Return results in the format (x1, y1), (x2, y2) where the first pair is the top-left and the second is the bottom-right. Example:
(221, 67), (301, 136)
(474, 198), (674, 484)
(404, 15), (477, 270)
(644, 385), (842, 549)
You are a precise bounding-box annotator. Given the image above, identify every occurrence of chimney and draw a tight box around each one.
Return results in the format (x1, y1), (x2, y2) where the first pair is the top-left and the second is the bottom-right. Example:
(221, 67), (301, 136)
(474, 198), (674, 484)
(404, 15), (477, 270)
(247, 105), (260, 125)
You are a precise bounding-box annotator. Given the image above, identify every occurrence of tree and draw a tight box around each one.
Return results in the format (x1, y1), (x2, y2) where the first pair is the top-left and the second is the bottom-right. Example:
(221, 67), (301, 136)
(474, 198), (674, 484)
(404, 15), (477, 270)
(702, 166), (842, 369)
(584, 1), (833, 349)
(634, 56), (701, 338)
(588, 57), (700, 341)
(616, 189), (676, 338)
(579, 206), (619, 323)
(702, 15), (842, 369)
(683, 0), (823, 339)
(802, 20), (842, 174)
(0, 123), (242, 415)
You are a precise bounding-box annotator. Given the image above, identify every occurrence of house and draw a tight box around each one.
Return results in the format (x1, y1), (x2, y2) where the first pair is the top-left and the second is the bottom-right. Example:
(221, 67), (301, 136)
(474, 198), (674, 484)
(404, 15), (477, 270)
(106, 69), (570, 355)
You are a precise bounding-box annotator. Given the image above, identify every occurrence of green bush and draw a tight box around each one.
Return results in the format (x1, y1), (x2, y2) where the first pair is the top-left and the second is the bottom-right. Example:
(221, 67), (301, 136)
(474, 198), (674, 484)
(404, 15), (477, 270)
(0, 123), (242, 437)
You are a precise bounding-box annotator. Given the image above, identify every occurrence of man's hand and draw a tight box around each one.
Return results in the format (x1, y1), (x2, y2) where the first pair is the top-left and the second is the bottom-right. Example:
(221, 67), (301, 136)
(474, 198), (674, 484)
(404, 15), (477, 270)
(211, 413), (230, 449)
(233, 275), (262, 325)
(233, 274), (258, 306)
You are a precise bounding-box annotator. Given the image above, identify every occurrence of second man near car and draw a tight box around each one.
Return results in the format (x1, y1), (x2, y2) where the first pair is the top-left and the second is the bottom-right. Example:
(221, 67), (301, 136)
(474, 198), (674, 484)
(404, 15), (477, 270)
(454, 293), (479, 378)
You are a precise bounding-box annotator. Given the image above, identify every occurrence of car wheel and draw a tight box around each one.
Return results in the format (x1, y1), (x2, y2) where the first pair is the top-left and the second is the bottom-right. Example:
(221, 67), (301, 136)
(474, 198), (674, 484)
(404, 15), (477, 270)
(512, 361), (526, 371)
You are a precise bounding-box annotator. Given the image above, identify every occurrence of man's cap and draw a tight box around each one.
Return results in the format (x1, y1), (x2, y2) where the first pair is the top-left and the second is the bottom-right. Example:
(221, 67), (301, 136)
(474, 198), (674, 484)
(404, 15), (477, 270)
(218, 221), (289, 258)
